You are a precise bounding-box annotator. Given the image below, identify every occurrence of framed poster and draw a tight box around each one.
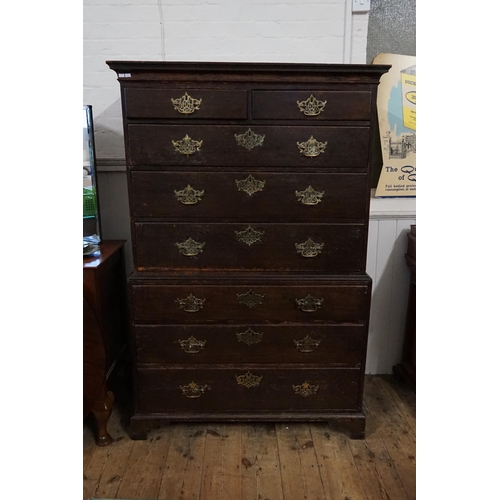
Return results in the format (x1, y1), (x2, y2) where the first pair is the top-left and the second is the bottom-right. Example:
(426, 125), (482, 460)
(374, 53), (416, 197)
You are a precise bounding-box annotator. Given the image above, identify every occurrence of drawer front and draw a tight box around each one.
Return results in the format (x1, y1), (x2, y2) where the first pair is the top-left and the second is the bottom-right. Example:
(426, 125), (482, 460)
(127, 124), (370, 169)
(252, 91), (372, 121)
(124, 88), (248, 119)
(131, 283), (370, 324)
(130, 171), (368, 220)
(134, 222), (365, 273)
(136, 366), (361, 412)
(135, 324), (365, 365)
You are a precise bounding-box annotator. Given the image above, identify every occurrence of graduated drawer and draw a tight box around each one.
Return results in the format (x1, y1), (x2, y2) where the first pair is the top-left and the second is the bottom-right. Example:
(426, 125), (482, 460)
(135, 324), (366, 366)
(252, 90), (372, 121)
(136, 366), (361, 413)
(127, 124), (370, 169)
(130, 171), (368, 220)
(124, 88), (247, 119)
(130, 282), (371, 324)
(134, 222), (365, 273)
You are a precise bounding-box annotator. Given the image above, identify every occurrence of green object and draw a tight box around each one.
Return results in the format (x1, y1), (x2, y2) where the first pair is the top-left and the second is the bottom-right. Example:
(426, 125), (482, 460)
(83, 187), (97, 217)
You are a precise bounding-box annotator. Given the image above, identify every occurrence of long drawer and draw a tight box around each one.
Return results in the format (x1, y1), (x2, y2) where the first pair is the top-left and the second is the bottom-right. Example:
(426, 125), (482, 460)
(136, 366), (361, 413)
(134, 324), (366, 365)
(130, 171), (368, 220)
(134, 222), (365, 273)
(127, 124), (370, 169)
(130, 281), (371, 324)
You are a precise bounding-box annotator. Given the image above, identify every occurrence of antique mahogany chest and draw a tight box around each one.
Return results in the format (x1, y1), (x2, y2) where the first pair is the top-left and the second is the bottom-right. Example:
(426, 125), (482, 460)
(107, 61), (390, 439)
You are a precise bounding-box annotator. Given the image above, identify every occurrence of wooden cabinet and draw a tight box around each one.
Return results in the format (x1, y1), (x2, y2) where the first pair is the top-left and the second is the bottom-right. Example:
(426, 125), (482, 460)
(83, 240), (128, 445)
(107, 61), (390, 439)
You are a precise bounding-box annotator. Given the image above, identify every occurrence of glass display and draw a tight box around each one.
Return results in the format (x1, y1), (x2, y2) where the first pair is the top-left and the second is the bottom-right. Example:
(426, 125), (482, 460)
(83, 105), (101, 255)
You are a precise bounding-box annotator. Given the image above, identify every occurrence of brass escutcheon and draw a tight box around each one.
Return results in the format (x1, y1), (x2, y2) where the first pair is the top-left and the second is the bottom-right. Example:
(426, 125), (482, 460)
(235, 174), (266, 196)
(234, 128), (265, 151)
(176, 293), (206, 313)
(174, 185), (204, 205)
(180, 381), (209, 398)
(236, 371), (262, 388)
(178, 336), (206, 353)
(297, 94), (327, 116)
(295, 238), (324, 258)
(296, 294), (323, 312)
(171, 92), (202, 115)
(297, 136), (327, 157)
(236, 327), (264, 346)
(235, 226), (264, 246)
(176, 237), (205, 257)
(295, 185), (324, 205)
(237, 289), (265, 309)
(294, 335), (321, 353)
(172, 134), (203, 155)
(292, 381), (319, 397)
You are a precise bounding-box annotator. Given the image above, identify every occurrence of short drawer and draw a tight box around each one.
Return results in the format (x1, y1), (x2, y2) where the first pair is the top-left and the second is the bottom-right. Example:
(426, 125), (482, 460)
(252, 90), (372, 121)
(130, 281), (371, 324)
(134, 222), (365, 273)
(124, 88), (248, 119)
(136, 366), (361, 413)
(130, 171), (368, 220)
(135, 324), (366, 366)
(127, 124), (370, 169)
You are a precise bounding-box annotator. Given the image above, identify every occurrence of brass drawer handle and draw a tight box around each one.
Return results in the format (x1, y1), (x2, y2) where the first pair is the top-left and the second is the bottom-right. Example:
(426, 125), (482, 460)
(292, 381), (319, 397)
(296, 294), (323, 312)
(235, 128), (265, 150)
(176, 293), (206, 312)
(179, 336), (206, 353)
(236, 174), (265, 196)
(176, 237), (205, 256)
(236, 327), (264, 345)
(295, 238), (324, 258)
(297, 94), (327, 116)
(180, 381), (210, 398)
(294, 335), (321, 353)
(236, 371), (262, 388)
(171, 92), (202, 115)
(237, 289), (265, 308)
(174, 185), (204, 205)
(295, 185), (324, 205)
(297, 136), (327, 157)
(235, 226), (264, 246)
(172, 134), (203, 155)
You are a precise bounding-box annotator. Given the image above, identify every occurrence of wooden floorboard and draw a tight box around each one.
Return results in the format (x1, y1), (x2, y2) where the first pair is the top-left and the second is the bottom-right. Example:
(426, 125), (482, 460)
(83, 375), (416, 500)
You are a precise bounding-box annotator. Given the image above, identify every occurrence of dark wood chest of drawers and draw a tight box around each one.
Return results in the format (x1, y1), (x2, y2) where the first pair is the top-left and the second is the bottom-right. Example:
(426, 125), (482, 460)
(107, 61), (390, 439)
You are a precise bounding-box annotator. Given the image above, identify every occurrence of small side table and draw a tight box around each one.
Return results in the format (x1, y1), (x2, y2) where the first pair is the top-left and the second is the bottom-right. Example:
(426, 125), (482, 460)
(83, 240), (128, 445)
(394, 225), (416, 388)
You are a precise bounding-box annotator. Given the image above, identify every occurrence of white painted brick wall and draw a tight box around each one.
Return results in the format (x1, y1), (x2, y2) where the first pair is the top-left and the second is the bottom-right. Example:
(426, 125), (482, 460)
(83, 0), (370, 159)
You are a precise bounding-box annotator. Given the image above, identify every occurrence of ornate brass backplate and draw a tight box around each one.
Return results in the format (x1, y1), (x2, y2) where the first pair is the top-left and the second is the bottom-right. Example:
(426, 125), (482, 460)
(171, 92), (202, 115)
(292, 381), (319, 397)
(234, 128), (265, 150)
(180, 381), (209, 398)
(296, 94), (327, 116)
(178, 336), (206, 353)
(296, 294), (323, 312)
(176, 237), (205, 257)
(176, 293), (206, 312)
(294, 335), (321, 353)
(237, 289), (265, 308)
(235, 174), (266, 196)
(236, 327), (264, 346)
(172, 134), (203, 155)
(295, 238), (324, 258)
(297, 136), (327, 157)
(295, 185), (324, 205)
(235, 226), (264, 246)
(174, 185), (204, 205)
(236, 371), (262, 388)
